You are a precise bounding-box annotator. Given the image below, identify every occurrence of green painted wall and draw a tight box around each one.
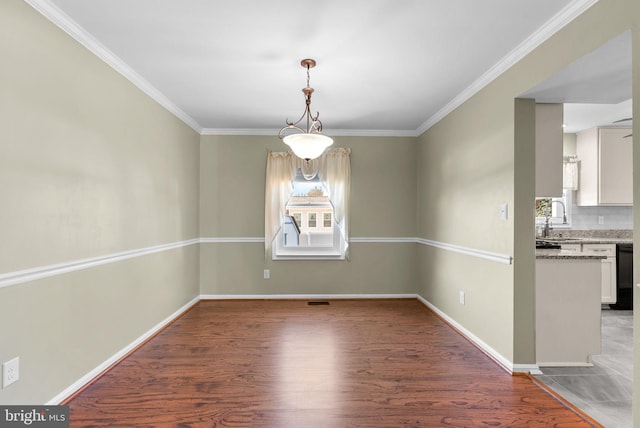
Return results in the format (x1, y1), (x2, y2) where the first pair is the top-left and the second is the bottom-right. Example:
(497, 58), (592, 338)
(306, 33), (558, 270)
(0, 0), (200, 404)
(199, 135), (418, 295)
(416, 0), (637, 372)
(3, 0), (640, 420)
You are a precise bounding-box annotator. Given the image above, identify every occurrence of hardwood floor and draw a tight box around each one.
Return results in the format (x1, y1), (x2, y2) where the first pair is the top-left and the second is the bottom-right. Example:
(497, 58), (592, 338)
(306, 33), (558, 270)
(66, 299), (600, 427)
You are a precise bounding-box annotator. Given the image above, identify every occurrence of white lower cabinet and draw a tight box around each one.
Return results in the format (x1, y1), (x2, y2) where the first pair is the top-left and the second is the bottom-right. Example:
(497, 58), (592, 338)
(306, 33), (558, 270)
(560, 243), (582, 253)
(580, 244), (616, 304)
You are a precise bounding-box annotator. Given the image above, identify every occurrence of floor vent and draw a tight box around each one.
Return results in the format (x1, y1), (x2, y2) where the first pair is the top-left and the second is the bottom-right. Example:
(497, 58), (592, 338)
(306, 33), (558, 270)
(308, 301), (330, 306)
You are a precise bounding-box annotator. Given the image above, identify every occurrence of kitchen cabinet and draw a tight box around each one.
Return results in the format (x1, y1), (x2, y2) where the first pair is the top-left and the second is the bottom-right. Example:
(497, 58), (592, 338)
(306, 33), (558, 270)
(560, 243), (581, 253)
(581, 244), (616, 304)
(561, 242), (616, 304)
(535, 103), (564, 197)
(576, 127), (633, 206)
(536, 257), (601, 366)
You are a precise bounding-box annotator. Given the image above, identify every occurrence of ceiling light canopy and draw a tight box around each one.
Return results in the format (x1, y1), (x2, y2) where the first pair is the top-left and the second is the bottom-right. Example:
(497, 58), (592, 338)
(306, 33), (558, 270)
(278, 59), (333, 161)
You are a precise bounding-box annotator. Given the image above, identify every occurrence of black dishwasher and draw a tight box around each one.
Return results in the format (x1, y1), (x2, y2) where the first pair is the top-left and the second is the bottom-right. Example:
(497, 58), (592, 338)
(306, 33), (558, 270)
(611, 243), (633, 310)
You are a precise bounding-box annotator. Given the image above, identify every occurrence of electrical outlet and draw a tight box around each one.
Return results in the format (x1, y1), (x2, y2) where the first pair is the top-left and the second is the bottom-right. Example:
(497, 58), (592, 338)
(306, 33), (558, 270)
(263, 269), (270, 279)
(2, 357), (19, 388)
(459, 291), (465, 305)
(598, 216), (605, 225)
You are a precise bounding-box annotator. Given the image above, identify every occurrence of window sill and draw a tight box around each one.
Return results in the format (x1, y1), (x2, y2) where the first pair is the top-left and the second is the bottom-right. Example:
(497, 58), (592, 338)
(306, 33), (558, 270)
(272, 249), (345, 261)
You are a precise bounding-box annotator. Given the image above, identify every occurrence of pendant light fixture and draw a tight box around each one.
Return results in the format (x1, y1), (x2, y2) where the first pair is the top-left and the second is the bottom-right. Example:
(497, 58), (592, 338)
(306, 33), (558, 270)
(278, 59), (334, 161)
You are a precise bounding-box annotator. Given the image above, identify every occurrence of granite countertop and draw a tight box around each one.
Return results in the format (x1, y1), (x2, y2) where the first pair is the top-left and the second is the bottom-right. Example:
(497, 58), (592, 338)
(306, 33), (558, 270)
(535, 249), (607, 260)
(543, 229), (633, 244)
(538, 237), (633, 245)
(535, 229), (632, 259)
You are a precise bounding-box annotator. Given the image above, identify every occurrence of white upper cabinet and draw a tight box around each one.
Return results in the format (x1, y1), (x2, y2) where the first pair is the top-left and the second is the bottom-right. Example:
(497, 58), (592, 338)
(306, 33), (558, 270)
(576, 127), (633, 206)
(535, 103), (564, 197)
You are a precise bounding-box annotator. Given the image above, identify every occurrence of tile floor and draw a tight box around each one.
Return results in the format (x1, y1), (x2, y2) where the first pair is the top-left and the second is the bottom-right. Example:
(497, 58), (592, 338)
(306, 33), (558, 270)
(535, 308), (633, 428)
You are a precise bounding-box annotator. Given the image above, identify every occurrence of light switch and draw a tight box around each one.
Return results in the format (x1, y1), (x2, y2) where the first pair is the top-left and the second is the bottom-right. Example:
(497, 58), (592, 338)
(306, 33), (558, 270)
(499, 203), (508, 221)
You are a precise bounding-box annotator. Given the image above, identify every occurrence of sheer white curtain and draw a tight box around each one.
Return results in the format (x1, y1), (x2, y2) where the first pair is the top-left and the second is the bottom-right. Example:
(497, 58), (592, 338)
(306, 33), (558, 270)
(264, 151), (294, 256)
(563, 156), (579, 190)
(264, 148), (351, 257)
(319, 148), (351, 256)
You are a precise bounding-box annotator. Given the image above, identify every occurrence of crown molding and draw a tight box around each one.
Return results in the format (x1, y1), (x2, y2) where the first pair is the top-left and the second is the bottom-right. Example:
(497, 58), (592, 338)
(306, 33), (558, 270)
(327, 129), (418, 138)
(24, 0), (599, 139)
(415, 0), (600, 136)
(200, 128), (418, 138)
(200, 128), (278, 136)
(24, 0), (203, 134)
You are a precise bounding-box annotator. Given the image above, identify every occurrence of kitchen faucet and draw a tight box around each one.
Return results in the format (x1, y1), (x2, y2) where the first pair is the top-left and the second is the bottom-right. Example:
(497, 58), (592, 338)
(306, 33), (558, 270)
(543, 200), (567, 237)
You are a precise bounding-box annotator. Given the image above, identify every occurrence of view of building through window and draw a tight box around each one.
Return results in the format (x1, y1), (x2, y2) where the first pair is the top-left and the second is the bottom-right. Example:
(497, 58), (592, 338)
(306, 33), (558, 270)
(266, 149), (350, 260)
(283, 177), (334, 248)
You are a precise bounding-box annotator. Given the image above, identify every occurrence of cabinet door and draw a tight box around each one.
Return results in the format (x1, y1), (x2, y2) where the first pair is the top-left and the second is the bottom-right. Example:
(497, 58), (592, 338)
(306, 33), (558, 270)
(599, 128), (633, 205)
(535, 104), (563, 197)
(581, 244), (616, 304)
(600, 258), (616, 304)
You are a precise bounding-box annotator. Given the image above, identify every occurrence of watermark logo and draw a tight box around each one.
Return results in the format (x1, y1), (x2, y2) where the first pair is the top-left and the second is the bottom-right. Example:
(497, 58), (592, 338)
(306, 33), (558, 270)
(0, 406), (68, 427)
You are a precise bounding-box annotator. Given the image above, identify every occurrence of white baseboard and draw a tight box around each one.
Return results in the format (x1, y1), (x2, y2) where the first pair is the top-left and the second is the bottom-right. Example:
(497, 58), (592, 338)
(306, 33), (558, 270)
(48, 293), (538, 404)
(415, 295), (539, 375)
(538, 362), (593, 368)
(200, 293), (417, 300)
(46, 296), (200, 405)
(515, 364), (543, 375)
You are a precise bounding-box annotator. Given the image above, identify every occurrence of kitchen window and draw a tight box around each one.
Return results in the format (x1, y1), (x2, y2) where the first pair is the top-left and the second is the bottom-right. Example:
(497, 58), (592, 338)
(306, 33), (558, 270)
(536, 189), (572, 231)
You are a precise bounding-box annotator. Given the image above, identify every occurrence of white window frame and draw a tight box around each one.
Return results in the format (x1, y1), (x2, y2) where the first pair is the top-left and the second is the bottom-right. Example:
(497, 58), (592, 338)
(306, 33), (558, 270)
(273, 223), (346, 260)
(265, 149), (350, 261)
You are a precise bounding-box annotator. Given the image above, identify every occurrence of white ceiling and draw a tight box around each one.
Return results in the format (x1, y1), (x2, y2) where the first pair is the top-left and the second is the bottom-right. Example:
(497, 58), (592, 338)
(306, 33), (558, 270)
(522, 30), (632, 133)
(29, 0), (624, 136)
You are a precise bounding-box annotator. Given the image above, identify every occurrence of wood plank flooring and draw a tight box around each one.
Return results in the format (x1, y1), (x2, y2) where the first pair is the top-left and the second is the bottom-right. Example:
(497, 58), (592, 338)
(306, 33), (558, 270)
(66, 299), (600, 427)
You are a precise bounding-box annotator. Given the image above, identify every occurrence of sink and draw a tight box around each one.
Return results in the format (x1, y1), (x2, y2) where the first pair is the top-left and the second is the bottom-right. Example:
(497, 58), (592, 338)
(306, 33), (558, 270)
(536, 240), (561, 249)
(537, 237), (583, 243)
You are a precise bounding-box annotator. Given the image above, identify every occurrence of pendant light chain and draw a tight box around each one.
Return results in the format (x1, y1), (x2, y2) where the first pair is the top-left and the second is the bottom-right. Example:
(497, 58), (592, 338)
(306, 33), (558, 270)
(278, 58), (334, 161)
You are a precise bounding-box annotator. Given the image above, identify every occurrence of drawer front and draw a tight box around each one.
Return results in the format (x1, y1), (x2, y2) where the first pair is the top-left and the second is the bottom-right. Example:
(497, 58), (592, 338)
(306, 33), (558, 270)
(561, 243), (582, 253)
(581, 244), (616, 257)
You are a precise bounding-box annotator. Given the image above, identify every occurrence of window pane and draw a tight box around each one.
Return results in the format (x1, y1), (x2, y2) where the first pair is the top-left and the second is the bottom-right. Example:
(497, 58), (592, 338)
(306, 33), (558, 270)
(308, 213), (316, 227)
(535, 198), (551, 217)
(323, 213), (332, 227)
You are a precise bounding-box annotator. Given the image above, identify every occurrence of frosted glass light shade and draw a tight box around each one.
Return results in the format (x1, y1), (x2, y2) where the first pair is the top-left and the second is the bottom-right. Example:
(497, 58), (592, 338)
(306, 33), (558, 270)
(283, 133), (334, 160)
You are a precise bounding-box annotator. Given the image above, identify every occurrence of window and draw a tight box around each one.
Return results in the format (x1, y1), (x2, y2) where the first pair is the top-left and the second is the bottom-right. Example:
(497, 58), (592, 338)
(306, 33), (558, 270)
(265, 148), (351, 260)
(536, 189), (572, 231)
(323, 213), (332, 228)
(292, 212), (302, 226)
(308, 213), (317, 228)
